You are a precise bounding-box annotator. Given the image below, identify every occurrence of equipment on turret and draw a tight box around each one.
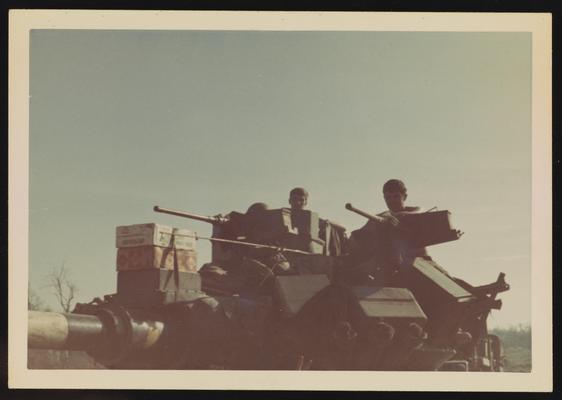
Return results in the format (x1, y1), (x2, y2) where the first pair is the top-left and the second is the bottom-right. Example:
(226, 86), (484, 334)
(345, 203), (462, 247)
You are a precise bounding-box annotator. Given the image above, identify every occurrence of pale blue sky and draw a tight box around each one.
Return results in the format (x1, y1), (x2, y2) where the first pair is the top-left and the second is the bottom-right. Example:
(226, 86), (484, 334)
(29, 30), (531, 327)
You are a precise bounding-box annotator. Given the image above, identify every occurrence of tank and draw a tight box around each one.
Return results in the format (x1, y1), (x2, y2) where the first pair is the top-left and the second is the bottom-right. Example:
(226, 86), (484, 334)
(28, 204), (509, 371)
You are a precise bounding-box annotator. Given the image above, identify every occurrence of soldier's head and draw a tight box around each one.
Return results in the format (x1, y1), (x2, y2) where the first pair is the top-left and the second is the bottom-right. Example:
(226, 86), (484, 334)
(246, 202), (269, 214)
(383, 179), (407, 212)
(289, 187), (308, 210)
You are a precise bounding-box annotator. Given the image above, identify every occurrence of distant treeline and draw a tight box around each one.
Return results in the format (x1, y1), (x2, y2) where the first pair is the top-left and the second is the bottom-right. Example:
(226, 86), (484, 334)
(490, 325), (531, 372)
(490, 325), (531, 348)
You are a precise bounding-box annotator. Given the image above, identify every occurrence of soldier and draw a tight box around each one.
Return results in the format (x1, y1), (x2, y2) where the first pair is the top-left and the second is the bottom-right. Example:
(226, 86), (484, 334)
(379, 179), (429, 261)
(288, 187), (308, 210)
(287, 187), (348, 257)
(240, 201), (294, 294)
(380, 179), (421, 222)
(347, 179), (425, 285)
(200, 202), (273, 296)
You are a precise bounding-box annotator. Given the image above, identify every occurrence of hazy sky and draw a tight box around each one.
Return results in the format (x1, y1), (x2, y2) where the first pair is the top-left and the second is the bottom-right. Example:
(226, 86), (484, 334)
(29, 30), (531, 327)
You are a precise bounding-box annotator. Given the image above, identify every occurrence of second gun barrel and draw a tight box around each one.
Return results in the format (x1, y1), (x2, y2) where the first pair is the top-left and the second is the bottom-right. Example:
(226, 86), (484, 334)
(345, 203), (386, 224)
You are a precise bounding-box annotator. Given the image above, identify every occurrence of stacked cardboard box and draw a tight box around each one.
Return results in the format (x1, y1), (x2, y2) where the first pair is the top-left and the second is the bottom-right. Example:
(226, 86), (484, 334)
(115, 223), (201, 305)
(116, 223), (197, 272)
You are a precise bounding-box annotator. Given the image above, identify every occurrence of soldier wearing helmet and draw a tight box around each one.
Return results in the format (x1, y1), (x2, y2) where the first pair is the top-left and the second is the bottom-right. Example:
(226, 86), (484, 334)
(379, 179), (421, 225)
(347, 179), (425, 285)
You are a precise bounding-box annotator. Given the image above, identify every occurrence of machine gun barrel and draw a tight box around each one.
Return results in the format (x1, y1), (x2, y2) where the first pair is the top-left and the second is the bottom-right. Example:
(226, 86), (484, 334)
(345, 203), (386, 224)
(153, 205), (229, 224)
(189, 233), (314, 255)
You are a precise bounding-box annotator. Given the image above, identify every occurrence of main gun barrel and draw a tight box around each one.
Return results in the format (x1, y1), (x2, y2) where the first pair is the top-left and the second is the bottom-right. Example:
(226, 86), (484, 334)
(153, 205), (228, 224)
(28, 311), (105, 350)
(28, 309), (166, 366)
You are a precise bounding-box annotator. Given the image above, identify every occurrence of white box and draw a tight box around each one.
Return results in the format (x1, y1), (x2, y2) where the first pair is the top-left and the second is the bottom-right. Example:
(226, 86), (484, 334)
(116, 223), (196, 250)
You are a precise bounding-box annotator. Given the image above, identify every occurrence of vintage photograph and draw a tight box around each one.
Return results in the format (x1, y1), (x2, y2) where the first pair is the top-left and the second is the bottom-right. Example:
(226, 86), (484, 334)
(9, 11), (552, 391)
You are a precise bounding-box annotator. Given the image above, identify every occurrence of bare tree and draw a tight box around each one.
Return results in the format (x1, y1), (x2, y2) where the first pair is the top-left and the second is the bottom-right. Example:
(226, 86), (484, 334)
(45, 262), (78, 313)
(30, 264), (104, 369)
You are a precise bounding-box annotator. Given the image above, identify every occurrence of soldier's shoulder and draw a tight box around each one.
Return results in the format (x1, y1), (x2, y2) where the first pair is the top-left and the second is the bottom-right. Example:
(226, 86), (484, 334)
(390, 206), (422, 217)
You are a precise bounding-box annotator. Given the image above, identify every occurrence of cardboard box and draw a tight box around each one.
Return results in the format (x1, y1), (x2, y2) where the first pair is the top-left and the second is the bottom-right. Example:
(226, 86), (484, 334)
(116, 245), (197, 271)
(116, 223), (196, 250)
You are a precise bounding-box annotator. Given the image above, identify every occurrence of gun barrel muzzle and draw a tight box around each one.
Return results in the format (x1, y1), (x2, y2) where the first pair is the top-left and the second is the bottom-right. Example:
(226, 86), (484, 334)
(345, 203), (386, 224)
(28, 311), (105, 350)
(28, 310), (166, 352)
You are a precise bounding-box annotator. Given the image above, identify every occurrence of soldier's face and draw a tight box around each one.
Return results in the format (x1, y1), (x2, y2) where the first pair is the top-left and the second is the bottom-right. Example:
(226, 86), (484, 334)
(384, 191), (406, 212)
(289, 195), (307, 210)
